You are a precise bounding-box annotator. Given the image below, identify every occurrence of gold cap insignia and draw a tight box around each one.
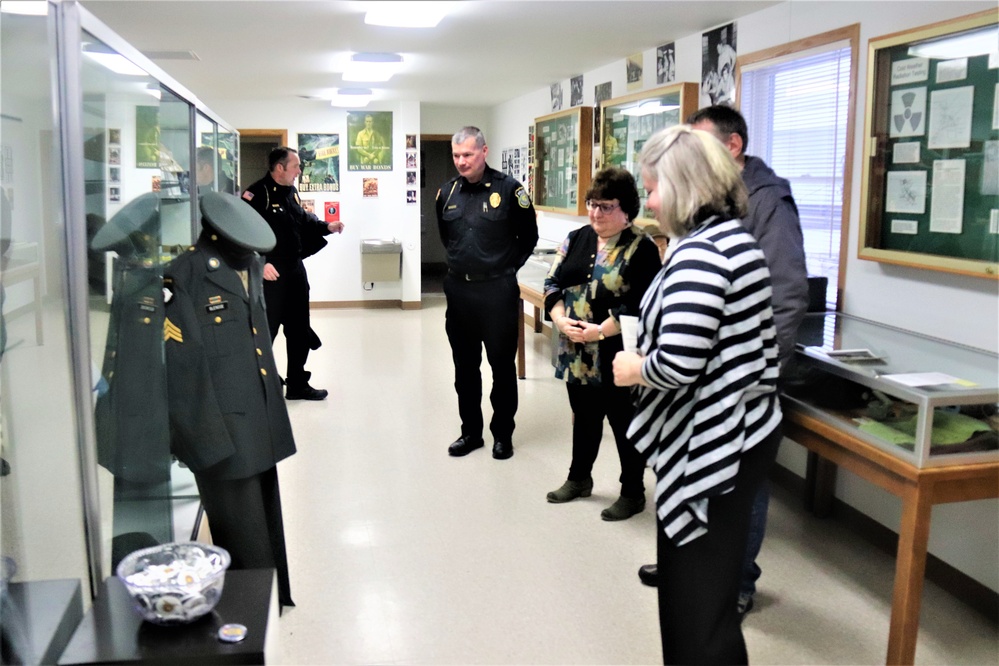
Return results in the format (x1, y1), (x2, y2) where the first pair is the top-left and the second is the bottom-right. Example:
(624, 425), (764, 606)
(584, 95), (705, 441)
(489, 192), (501, 208)
(164, 317), (183, 343)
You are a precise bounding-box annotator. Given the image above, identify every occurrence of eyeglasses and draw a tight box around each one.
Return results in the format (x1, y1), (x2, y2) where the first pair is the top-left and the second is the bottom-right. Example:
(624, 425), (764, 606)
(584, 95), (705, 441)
(585, 200), (620, 214)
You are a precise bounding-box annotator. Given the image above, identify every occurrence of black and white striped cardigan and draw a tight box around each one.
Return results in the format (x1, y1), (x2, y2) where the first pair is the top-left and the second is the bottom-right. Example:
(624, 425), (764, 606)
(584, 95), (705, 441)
(627, 215), (782, 546)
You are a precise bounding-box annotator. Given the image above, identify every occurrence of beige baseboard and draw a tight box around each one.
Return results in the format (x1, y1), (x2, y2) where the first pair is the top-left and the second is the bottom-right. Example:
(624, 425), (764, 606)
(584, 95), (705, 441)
(311, 300), (421, 310)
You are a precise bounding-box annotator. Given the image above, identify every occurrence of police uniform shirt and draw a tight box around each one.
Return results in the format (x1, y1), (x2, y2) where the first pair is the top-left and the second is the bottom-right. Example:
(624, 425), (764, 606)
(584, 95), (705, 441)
(163, 236), (296, 480)
(241, 173), (330, 262)
(435, 165), (539, 276)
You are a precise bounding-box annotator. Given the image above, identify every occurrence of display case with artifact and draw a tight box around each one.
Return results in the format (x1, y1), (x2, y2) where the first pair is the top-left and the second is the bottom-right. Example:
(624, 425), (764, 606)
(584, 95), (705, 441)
(532, 106), (592, 215)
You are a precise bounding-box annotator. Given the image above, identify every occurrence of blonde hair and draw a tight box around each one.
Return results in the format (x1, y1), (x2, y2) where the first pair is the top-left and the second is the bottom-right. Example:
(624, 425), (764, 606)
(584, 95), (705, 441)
(637, 125), (747, 238)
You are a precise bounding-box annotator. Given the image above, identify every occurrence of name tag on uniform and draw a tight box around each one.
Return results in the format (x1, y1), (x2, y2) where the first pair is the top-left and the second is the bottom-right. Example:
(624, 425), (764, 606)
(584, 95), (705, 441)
(206, 301), (228, 313)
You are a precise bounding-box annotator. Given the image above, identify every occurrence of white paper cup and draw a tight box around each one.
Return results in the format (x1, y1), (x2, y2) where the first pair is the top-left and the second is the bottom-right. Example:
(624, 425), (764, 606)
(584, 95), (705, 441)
(619, 315), (639, 353)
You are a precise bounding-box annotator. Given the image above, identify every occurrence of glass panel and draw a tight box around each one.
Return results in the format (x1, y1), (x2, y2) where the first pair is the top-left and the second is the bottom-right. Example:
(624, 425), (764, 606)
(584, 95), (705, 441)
(80, 30), (177, 576)
(1, 0), (91, 614)
(601, 90), (683, 220)
(218, 129), (238, 194)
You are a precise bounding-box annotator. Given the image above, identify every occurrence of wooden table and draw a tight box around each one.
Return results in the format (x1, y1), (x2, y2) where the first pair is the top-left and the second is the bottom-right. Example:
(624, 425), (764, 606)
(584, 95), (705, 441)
(783, 406), (999, 665)
(517, 282), (544, 379)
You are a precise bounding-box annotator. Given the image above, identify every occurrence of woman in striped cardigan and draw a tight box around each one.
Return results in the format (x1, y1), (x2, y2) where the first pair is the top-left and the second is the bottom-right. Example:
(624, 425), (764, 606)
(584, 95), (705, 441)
(613, 125), (783, 665)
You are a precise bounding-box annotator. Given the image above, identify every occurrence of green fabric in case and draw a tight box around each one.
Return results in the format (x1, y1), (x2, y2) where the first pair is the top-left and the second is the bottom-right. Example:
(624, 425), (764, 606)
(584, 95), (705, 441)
(857, 411), (992, 447)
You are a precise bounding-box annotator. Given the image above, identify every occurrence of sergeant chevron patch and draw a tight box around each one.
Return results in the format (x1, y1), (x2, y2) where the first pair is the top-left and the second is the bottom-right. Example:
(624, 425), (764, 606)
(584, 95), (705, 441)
(164, 317), (184, 343)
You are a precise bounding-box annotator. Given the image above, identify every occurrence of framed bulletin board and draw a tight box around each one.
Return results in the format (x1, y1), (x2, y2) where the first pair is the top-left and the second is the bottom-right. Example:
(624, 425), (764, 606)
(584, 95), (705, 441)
(532, 106), (592, 215)
(599, 82), (698, 221)
(858, 10), (998, 279)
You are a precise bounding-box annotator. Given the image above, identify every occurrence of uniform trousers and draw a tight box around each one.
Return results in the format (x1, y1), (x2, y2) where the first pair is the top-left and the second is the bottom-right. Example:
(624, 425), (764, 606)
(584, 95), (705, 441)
(443, 273), (520, 442)
(194, 466), (294, 608)
(565, 381), (645, 497)
(263, 259), (311, 387)
(656, 425), (782, 665)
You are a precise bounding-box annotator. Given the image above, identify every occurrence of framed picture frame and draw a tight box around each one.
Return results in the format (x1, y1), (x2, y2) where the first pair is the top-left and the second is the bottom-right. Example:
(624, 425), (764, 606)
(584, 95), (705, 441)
(532, 106), (592, 215)
(858, 10), (998, 279)
(598, 82), (698, 221)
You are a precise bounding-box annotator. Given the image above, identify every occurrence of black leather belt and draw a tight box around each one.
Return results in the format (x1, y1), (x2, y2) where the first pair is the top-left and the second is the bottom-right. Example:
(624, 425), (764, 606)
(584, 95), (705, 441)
(449, 267), (516, 282)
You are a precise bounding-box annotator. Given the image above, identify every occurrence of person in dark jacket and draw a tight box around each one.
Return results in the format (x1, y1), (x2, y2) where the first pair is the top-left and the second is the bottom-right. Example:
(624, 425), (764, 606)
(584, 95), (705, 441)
(241, 147), (345, 400)
(636, 105), (809, 617)
(436, 126), (539, 460)
(164, 192), (297, 608)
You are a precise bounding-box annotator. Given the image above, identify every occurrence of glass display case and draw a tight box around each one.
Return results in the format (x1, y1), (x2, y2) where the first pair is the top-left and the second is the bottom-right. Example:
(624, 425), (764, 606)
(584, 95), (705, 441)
(598, 82), (698, 221)
(532, 106), (593, 215)
(857, 10), (998, 279)
(785, 311), (998, 468)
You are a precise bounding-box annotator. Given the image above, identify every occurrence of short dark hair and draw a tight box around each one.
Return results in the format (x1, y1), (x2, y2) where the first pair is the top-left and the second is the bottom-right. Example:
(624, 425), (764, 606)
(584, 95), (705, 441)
(686, 105), (749, 155)
(268, 146), (298, 172)
(585, 167), (641, 222)
(196, 146), (216, 169)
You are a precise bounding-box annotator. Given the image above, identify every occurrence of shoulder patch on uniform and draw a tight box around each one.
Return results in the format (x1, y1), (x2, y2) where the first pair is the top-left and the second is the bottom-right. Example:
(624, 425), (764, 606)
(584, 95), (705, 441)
(515, 186), (531, 209)
(241, 190), (254, 201)
(164, 317), (183, 343)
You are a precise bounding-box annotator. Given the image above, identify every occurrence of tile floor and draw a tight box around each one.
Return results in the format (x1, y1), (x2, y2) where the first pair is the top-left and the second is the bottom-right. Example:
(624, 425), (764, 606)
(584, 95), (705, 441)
(270, 294), (997, 665)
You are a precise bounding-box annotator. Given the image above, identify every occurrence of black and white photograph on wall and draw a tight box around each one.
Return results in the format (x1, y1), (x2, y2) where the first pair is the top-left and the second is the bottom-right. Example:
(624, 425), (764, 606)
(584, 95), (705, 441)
(109, 167), (120, 183)
(501, 145), (529, 185)
(701, 22), (737, 107)
(570, 75), (584, 107)
(657, 43), (676, 84)
(594, 81), (612, 145)
(406, 170), (416, 186)
(627, 52), (643, 91)
(406, 189), (416, 204)
(551, 82), (563, 111)
(109, 145), (121, 166)
(109, 187), (120, 202)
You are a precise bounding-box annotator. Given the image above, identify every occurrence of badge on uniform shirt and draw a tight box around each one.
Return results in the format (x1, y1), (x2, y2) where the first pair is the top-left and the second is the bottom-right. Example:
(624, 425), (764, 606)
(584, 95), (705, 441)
(242, 191), (254, 201)
(515, 186), (531, 209)
(164, 317), (183, 343)
(489, 192), (501, 208)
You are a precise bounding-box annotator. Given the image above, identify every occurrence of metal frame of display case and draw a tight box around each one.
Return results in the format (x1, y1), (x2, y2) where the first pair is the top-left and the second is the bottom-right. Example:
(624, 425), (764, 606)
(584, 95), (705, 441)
(531, 106), (593, 216)
(857, 9), (999, 279)
(597, 82), (698, 222)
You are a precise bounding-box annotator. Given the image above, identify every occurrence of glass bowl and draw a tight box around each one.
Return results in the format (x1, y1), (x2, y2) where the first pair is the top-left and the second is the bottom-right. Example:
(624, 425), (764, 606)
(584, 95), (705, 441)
(115, 542), (230, 625)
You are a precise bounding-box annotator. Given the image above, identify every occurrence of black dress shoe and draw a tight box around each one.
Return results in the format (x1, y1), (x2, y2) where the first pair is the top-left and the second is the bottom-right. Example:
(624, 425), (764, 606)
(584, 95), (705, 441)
(638, 563), (659, 587)
(492, 440), (513, 460)
(448, 436), (484, 457)
(285, 384), (328, 400)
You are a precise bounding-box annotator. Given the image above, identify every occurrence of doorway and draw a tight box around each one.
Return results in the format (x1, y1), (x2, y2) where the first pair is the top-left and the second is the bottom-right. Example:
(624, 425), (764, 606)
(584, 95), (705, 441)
(420, 135), (454, 293)
(237, 129), (287, 190)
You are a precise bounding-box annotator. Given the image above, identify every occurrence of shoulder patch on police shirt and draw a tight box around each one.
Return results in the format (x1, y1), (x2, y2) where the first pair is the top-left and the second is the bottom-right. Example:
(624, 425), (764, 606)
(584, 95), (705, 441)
(241, 190), (254, 201)
(515, 186), (531, 209)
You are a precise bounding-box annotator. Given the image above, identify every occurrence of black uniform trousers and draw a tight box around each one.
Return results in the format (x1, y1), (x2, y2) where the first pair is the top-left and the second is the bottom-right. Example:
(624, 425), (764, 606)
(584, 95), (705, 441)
(565, 382), (645, 498)
(263, 258), (312, 387)
(443, 273), (520, 442)
(195, 466), (294, 607)
(656, 425), (782, 665)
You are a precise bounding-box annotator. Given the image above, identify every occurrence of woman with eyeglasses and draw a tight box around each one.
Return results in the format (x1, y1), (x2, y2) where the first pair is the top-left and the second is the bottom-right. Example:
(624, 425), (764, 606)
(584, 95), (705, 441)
(613, 125), (783, 664)
(543, 167), (661, 520)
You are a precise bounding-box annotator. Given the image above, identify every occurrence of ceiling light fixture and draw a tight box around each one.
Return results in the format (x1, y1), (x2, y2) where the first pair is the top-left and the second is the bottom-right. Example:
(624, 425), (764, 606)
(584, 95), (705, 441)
(83, 50), (149, 77)
(0, 1), (47, 15)
(342, 52), (403, 82)
(364, 1), (454, 28)
(330, 88), (374, 108)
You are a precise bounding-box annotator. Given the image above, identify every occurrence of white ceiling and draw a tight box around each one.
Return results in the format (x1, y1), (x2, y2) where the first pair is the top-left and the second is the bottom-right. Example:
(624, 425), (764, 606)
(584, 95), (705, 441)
(78, 0), (779, 110)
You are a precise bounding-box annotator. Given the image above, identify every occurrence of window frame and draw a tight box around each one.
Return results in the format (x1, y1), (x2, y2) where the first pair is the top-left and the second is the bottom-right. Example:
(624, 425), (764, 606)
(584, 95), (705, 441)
(736, 24), (861, 311)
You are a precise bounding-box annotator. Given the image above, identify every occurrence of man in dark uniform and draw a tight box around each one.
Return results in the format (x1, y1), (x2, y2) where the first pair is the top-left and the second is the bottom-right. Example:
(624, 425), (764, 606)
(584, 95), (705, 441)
(241, 147), (345, 400)
(436, 126), (539, 460)
(164, 192), (297, 608)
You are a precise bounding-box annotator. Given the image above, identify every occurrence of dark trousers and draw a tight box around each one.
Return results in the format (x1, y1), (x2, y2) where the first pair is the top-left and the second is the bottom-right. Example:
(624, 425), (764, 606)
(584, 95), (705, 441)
(195, 467), (294, 607)
(263, 260), (311, 387)
(565, 382), (645, 497)
(443, 273), (520, 441)
(656, 426), (782, 665)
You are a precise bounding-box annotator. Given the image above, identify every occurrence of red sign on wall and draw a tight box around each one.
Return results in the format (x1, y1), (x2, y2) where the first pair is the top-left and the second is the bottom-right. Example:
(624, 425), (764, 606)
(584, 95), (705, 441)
(325, 202), (340, 222)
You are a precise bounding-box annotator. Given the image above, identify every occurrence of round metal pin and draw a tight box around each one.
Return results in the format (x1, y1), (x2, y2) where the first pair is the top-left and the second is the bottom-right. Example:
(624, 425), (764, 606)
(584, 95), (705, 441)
(217, 623), (248, 643)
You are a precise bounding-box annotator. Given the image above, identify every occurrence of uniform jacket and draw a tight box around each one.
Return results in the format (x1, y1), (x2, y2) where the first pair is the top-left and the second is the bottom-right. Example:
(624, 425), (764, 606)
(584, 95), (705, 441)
(95, 260), (171, 483)
(741, 155), (809, 375)
(435, 165), (539, 275)
(242, 173), (331, 264)
(163, 236), (296, 480)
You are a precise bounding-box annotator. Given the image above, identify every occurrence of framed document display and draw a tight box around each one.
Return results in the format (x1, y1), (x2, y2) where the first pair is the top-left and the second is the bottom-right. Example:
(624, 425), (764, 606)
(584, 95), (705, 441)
(599, 82), (698, 221)
(858, 10), (998, 278)
(532, 106), (592, 215)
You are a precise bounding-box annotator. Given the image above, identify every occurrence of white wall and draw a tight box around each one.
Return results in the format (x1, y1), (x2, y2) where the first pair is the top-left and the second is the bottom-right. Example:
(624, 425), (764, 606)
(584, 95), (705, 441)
(488, 0), (999, 591)
(210, 98), (422, 306)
